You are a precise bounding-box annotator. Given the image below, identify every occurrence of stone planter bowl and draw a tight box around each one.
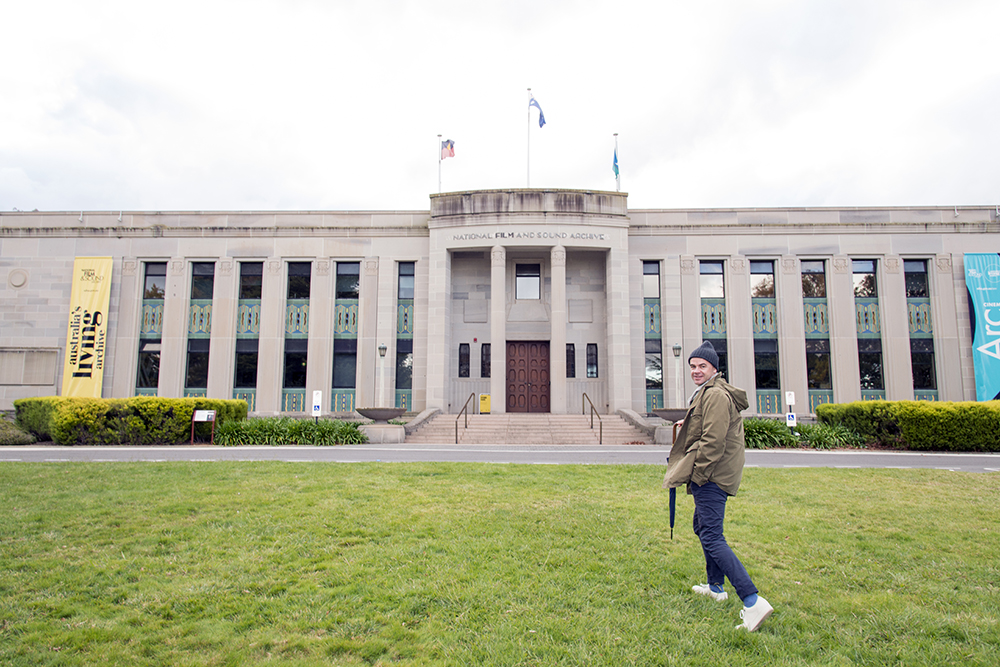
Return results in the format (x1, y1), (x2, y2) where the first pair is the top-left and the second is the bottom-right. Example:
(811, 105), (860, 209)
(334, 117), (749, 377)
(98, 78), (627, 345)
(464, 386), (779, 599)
(652, 408), (688, 423)
(356, 407), (406, 424)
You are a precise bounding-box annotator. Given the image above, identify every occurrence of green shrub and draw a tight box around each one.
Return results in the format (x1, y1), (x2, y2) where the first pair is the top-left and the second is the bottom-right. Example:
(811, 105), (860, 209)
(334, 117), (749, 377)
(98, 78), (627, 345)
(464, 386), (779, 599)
(14, 396), (247, 446)
(816, 400), (1000, 452)
(216, 417), (368, 446)
(743, 417), (797, 449)
(0, 417), (36, 445)
(795, 422), (865, 450)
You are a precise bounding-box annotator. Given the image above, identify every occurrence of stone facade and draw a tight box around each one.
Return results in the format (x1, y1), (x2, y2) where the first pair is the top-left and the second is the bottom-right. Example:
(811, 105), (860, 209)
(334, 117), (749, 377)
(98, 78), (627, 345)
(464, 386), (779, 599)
(1, 190), (996, 414)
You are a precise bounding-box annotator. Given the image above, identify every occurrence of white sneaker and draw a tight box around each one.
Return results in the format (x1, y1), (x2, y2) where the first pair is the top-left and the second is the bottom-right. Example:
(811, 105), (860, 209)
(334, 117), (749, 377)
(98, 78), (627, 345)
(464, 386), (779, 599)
(691, 583), (728, 602)
(736, 596), (773, 631)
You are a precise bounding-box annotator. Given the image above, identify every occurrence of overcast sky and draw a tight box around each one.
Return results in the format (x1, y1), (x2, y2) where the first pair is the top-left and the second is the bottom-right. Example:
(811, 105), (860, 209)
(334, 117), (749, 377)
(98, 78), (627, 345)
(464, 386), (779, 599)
(2, 0), (998, 213)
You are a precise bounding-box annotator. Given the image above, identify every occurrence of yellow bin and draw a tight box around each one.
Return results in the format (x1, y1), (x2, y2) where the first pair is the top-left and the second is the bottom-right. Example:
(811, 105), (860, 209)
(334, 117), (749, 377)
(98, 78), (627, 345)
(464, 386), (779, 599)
(479, 394), (491, 414)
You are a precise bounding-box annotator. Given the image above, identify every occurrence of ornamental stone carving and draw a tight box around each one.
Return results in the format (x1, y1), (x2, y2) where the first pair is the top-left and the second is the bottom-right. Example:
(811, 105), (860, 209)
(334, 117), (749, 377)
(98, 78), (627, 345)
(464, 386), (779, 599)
(267, 260), (282, 275)
(680, 258), (696, 275)
(833, 257), (850, 274)
(936, 255), (952, 273)
(122, 260), (138, 276)
(492, 247), (506, 266)
(315, 260), (330, 276)
(781, 257), (797, 275)
(170, 259), (185, 276)
(551, 247), (566, 267)
(884, 257), (900, 274)
(364, 258), (379, 275)
(218, 260), (234, 277)
(730, 258), (746, 275)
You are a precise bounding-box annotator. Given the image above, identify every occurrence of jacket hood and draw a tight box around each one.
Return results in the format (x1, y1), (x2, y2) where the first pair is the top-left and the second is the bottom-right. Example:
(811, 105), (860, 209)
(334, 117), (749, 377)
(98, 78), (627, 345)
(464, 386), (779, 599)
(708, 375), (749, 412)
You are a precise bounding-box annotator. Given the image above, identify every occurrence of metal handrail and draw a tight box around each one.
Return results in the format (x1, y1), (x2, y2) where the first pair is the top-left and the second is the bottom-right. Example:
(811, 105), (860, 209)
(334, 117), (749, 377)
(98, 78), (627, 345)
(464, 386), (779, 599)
(455, 392), (476, 444)
(581, 393), (603, 445)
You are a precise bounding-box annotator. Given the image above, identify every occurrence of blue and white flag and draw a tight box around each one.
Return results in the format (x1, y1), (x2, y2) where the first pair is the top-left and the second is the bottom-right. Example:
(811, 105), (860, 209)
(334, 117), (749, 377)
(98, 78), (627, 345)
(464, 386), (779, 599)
(529, 96), (546, 128)
(965, 253), (1000, 400)
(613, 148), (619, 179)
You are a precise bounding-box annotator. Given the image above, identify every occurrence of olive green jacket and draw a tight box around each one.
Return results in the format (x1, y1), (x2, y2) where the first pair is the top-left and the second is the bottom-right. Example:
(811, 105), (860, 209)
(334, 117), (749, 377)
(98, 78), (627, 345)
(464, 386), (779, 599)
(663, 374), (750, 496)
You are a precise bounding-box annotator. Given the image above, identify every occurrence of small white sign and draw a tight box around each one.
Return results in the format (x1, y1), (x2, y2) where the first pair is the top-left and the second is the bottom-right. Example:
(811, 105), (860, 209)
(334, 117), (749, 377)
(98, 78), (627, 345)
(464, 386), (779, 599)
(193, 410), (216, 422)
(785, 391), (795, 407)
(312, 390), (323, 417)
(786, 412), (797, 428)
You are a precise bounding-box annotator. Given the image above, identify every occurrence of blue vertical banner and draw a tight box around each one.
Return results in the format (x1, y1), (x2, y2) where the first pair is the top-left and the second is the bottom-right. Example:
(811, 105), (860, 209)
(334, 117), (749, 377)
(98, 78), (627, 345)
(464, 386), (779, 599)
(964, 253), (1000, 401)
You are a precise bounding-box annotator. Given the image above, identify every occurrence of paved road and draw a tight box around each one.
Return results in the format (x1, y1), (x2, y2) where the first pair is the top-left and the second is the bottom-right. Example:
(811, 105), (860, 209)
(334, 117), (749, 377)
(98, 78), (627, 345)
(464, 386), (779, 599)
(1, 445), (997, 472)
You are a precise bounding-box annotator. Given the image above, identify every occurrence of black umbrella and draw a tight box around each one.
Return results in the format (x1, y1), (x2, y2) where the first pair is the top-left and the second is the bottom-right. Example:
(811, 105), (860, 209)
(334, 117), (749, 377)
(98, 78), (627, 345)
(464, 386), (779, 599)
(670, 486), (676, 540)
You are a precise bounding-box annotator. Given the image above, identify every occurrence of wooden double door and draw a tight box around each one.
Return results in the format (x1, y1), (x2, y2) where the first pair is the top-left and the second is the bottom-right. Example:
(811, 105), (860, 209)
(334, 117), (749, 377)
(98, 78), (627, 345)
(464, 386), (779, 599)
(506, 341), (550, 412)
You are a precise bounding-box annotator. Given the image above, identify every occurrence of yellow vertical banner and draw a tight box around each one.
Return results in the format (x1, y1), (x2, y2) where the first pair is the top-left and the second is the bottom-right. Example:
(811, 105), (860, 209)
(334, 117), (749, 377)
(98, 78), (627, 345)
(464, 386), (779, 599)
(61, 257), (114, 398)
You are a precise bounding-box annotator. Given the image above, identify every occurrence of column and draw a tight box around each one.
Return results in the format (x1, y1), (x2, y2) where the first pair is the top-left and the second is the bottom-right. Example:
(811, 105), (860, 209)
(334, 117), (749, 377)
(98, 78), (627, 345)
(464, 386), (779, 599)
(375, 256), (398, 408)
(881, 255), (914, 400)
(490, 246), (506, 413)
(424, 245), (450, 410)
(305, 260), (332, 413)
(112, 259), (141, 397)
(207, 258), (237, 400)
(932, 254), (963, 400)
(662, 255), (685, 408)
(605, 242), (633, 412)
(158, 257), (188, 398)
(829, 255), (861, 403)
(549, 246), (567, 414)
(726, 256), (754, 395)
(777, 255), (808, 413)
(678, 255), (701, 401)
(355, 257), (380, 408)
(256, 258), (285, 415)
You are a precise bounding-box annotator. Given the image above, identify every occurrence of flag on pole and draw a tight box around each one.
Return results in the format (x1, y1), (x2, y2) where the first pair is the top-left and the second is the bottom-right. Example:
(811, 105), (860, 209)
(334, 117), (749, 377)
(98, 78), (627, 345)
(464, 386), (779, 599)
(613, 148), (619, 179)
(529, 96), (546, 128)
(441, 139), (455, 159)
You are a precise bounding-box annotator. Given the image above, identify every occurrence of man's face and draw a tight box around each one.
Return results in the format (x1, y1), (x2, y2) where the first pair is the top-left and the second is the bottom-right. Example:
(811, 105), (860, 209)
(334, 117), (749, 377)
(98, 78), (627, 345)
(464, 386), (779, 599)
(689, 358), (716, 386)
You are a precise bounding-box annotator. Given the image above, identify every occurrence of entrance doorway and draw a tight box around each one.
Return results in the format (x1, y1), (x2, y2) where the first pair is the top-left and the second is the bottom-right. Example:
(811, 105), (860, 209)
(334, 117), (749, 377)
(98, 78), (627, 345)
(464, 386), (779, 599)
(506, 341), (550, 412)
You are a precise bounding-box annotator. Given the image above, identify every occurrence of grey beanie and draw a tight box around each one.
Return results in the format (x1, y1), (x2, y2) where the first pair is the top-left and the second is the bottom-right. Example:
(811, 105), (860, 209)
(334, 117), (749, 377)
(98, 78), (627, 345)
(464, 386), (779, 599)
(688, 340), (719, 370)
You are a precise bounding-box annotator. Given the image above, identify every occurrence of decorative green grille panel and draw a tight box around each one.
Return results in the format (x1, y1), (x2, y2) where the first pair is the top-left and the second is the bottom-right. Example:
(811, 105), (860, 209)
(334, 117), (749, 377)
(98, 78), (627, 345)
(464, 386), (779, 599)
(285, 300), (309, 337)
(645, 390), (664, 414)
(134, 387), (158, 397)
(395, 390), (411, 411)
(914, 390), (938, 401)
(907, 299), (933, 336)
(237, 300), (261, 336)
(752, 299), (778, 337)
(331, 390), (356, 413)
(335, 300), (359, 335)
(140, 301), (163, 336)
(803, 299), (829, 337)
(855, 298), (881, 337)
(756, 390), (781, 414)
(188, 300), (212, 337)
(701, 299), (726, 336)
(184, 388), (207, 398)
(233, 389), (256, 412)
(282, 389), (306, 412)
(808, 390), (834, 413)
(644, 299), (661, 336)
(397, 301), (414, 336)
(861, 390), (886, 401)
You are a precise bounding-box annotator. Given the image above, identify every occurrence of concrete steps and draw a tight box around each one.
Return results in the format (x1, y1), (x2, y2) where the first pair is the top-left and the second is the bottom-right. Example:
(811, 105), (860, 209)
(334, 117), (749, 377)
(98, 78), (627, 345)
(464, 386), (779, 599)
(404, 413), (653, 445)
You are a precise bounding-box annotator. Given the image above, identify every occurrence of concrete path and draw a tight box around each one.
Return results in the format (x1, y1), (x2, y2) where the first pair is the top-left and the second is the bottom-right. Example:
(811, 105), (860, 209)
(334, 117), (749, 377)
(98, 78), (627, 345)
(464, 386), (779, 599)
(0, 445), (998, 472)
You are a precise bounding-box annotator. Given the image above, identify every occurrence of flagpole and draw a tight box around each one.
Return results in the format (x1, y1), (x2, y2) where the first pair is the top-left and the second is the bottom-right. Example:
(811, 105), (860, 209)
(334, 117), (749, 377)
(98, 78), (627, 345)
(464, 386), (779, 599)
(437, 134), (442, 194)
(614, 133), (620, 192)
(526, 88), (531, 188)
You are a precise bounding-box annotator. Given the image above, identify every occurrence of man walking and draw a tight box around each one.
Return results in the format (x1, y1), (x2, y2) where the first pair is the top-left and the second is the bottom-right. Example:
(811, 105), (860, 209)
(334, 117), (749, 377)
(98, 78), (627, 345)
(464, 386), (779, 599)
(664, 340), (773, 632)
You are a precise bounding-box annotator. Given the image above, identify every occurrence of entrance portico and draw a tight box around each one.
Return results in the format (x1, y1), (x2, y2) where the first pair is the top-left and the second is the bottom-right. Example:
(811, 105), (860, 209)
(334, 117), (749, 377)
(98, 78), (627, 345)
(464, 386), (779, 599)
(425, 189), (633, 414)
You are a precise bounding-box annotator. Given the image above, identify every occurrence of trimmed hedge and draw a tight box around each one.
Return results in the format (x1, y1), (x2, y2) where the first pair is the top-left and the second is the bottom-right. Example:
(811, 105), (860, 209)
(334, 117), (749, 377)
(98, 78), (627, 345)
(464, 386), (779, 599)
(816, 400), (1000, 452)
(13, 396), (247, 446)
(215, 417), (368, 446)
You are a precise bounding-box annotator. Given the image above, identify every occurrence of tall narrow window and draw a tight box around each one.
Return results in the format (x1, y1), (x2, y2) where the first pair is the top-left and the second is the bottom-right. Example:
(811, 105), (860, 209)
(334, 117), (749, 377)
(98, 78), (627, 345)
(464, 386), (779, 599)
(185, 339), (210, 388)
(802, 260), (832, 411)
(234, 339), (259, 388)
(332, 339), (357, 389)
(239, 262), (263, 299)
(136, 262), (166, 393)
(458, 344), (470, 378)
(750, 261), (779, 411)
(136, 340), (161, 389)
(143, 262), (166, 299)
(586, 343), (599, 378)
(905, 260), (936, 398)
(283, 339), (308, 388)
(853, 259), (883, 395)
(336, 262), (361, 299)
(699, 260), (727, 378)
(801, 260), (827, 298)
(395, 339), (413, 391)
(643, 261), (660, 298)
(515, 264), (541, 300)
(190, 262), (215, 300)
(566, 343), (576, 379)
(398, 261), (415, 299)
(287, 262), (311, 299)
(645, 339), (662, 390)
(643, 260), (663, 412)
(481, 343), (491, 378)
(699, 261), (724, 298)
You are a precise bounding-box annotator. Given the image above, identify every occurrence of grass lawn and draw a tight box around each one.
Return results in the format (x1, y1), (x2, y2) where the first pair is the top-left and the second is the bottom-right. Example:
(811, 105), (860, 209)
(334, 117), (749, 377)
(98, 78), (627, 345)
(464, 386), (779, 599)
(0, 463), (997, 666)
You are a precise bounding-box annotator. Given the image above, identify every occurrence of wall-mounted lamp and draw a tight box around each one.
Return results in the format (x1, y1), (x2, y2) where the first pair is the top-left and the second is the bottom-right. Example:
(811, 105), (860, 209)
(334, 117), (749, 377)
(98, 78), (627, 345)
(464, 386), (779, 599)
(378, 343), (387, 358)
(672, 343), (682, 358)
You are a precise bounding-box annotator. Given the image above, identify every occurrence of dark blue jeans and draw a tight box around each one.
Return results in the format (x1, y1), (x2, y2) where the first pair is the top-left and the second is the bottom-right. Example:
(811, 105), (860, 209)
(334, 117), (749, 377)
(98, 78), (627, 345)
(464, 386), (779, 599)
(690, 481), (758, 601)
